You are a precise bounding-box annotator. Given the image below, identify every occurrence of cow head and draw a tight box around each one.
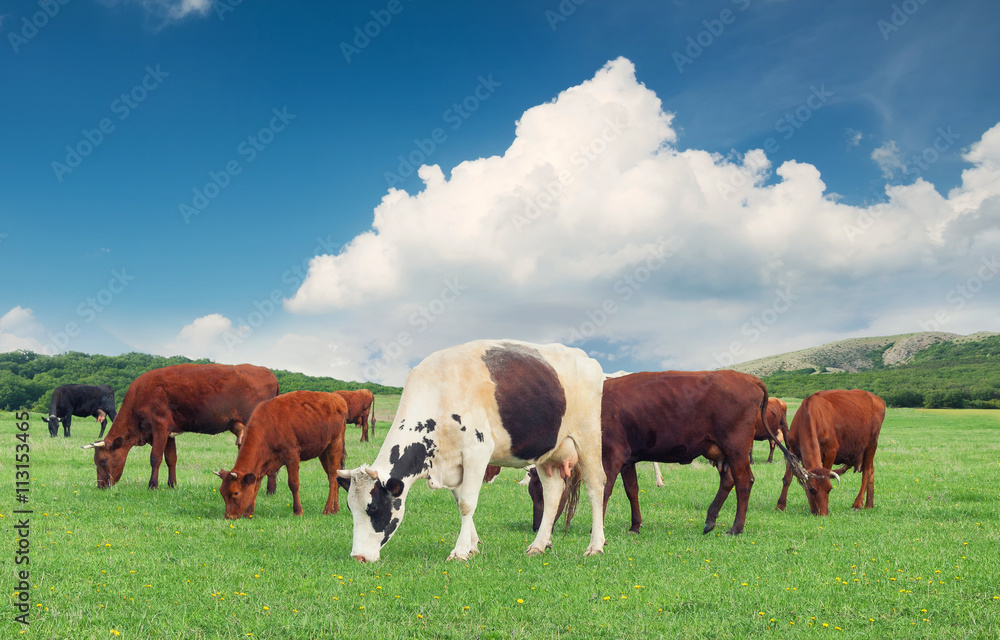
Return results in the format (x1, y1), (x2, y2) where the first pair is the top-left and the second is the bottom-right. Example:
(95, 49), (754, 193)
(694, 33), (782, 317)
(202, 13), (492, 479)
(83, 437), (128, 488)
(336, 465), (406, 563)
(216, 470), (261, 519)
(801, 468), (840, 516)
(40, 415), (60, 437)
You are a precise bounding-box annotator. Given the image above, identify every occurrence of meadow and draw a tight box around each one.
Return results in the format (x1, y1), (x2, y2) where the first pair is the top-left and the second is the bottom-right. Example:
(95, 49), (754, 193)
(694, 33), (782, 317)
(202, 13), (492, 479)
(2, 401), (998, 639)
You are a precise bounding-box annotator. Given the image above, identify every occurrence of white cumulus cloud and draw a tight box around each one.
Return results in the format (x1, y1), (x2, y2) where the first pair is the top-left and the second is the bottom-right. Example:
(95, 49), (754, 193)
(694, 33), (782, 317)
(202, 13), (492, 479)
(162, 58), (1000, 383)
(0, 306), (50, 354)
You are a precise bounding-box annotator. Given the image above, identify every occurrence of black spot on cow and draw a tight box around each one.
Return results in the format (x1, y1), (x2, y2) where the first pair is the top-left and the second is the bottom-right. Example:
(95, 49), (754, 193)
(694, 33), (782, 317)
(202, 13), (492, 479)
(366, 483), (398, 539)
(460, 426), (466, 431)
(452, 414), (462, 424)
(389, 440), (433, 479)
(482, 343), (566, 460)
(475, 430), (484, 443)
(413, 419), (436, 433)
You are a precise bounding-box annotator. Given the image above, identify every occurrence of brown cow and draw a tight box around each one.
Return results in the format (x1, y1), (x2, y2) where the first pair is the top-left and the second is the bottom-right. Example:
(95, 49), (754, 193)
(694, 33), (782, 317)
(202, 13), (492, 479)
(215, 390), (349, 518)
(776, 389), (885, 515)
(82, 363), (278, 489)
(751, 397), (789, 464)
(529, 370), (779, 536)
(335, 389), (375, 442)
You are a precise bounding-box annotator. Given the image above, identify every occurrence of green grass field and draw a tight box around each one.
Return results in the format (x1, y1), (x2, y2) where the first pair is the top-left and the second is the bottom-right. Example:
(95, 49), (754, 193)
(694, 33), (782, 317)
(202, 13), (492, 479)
(3, 401), (998, 639)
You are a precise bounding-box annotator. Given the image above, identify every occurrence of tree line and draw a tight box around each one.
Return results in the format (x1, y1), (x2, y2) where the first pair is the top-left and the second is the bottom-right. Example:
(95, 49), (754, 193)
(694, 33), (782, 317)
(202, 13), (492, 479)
(762, 335), (1000, 408)
(0, 350), (402, 412)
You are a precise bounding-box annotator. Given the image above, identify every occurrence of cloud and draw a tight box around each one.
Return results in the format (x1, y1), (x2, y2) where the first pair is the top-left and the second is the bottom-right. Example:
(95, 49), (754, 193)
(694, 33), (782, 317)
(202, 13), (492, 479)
(871, 140), (906, 178)
(101, 0), (212, 26)
(165, 313), (236, 358)
(846, 128), (864, 148)
(162, 58), (1000, 383)
(0, 306), (49, 353)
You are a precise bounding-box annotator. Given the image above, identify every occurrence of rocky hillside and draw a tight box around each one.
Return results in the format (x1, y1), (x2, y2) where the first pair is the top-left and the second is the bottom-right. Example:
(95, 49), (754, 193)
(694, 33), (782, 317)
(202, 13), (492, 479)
(727, 331), (997, 377)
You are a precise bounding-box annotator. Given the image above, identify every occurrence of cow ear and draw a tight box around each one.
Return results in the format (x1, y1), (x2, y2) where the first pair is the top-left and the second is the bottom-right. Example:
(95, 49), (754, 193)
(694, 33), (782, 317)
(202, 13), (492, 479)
(336, 476), (351, 492)
(109, 437), (125, 451)
(385, 478), (404, 497)
(242, 473), (257, 486)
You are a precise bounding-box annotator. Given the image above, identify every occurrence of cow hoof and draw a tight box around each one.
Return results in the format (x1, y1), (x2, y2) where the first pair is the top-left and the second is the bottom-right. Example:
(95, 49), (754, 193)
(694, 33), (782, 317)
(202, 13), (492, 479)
(703, 522), (716, 534)
(525, 546), (545, 556)
(447, 550), (470, 561)
(627, 527), (640, 535)
(583, 544), (605, 557)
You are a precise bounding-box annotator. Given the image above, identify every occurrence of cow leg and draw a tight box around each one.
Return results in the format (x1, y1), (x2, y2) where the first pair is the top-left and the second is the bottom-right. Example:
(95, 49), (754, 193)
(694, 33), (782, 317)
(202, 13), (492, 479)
(286, 458), (303, 515)
(620, 463), (643, 534)
(704, 467), (734, 534)
(576, 439), (607, 556)
(653, 462), (665, 487)
(266, 471), (278, 495)
(164, 435), (178, 488)
(63, 415), (72, 438)
(527, 469), (566, 555)
(726, 456), (754, 535)
(447, 450), (490, 561)
(319, 442), (343, 515)
(776, 459), (794, 511)
(767, 440), (775, 463)
(360, 416), (369, 443)
(98, 416), (107, 439)
(148, 430), (169, 490)
(855, 444), (878, 510)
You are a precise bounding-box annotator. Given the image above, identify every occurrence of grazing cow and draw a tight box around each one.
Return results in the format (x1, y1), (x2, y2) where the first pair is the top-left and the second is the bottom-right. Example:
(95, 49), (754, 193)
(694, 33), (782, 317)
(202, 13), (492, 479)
(336, 339), (606, 563)
(215, 391), (349, 518)
(776, 389), (885, 515)
(751, 398), (789, 464)
(528, 370), (782, 536)
(82, 363), (278, 489)
(335, 389), (376, 442)
(41, 384), (118, 438)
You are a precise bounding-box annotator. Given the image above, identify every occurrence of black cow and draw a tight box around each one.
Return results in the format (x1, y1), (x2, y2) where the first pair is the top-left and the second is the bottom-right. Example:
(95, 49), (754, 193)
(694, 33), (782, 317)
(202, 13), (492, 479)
(41, 384), (117, 438)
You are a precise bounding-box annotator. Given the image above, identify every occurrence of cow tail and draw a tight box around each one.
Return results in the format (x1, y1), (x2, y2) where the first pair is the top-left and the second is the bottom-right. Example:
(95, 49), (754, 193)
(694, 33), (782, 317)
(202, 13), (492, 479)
(757, 382), (806, 480)
(369, 395), (376, 439)
(562, 465), (583, 533)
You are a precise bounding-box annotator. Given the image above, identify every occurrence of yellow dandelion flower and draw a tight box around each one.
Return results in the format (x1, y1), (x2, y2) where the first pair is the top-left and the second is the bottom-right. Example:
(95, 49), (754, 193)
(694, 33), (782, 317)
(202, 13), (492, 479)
(263, 606), (269, 610)
(417, 614), (422, 618)
(517, 599), (524, 604)
(111, 631), (120, 637)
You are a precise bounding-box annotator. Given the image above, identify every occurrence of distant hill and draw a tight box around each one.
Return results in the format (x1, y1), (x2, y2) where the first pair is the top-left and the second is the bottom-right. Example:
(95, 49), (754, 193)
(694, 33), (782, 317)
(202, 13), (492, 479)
(0, 350), (402, 412)
(740, 333), (1000, 409)
(727, 331), (997, 377)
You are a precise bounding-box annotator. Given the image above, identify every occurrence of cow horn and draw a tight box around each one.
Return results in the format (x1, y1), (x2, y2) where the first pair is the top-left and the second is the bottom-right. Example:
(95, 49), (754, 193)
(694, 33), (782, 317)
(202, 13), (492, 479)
(829, 470), (841, 484)
(336, 469), (353, 479)
(229, 472), (238, 479)
(364, 466), (379, 481)
(82, 441), (106, 450)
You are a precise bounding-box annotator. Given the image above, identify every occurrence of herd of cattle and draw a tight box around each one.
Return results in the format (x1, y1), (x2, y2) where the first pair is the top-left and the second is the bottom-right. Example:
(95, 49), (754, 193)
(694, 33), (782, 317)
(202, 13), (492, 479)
(42, 339), (885, 563)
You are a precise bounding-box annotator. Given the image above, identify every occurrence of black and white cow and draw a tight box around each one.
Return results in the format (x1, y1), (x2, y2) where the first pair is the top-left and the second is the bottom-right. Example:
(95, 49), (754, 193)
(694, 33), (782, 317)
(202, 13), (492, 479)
(336, 339), (607, 563)
(41, 384), (117, 438)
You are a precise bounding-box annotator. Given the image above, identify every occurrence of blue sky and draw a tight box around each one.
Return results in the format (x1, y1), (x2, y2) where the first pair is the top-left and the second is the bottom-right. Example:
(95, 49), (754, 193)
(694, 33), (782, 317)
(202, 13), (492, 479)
(2, 0), (999, 383)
